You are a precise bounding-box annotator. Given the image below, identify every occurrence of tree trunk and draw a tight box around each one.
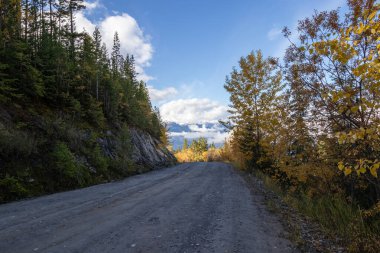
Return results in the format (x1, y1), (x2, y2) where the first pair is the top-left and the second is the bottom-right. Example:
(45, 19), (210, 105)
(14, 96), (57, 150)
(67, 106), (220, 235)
(24, 0), (28, 41)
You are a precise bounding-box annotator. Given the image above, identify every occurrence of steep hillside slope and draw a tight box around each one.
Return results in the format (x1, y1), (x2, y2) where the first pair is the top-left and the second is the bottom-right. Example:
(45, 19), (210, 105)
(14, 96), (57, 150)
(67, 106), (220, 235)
(0, 104), (176, 203)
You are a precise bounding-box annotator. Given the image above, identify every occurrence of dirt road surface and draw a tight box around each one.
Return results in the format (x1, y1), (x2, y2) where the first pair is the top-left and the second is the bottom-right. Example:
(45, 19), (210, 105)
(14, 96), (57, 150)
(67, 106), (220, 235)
(0, 162), (297, 253)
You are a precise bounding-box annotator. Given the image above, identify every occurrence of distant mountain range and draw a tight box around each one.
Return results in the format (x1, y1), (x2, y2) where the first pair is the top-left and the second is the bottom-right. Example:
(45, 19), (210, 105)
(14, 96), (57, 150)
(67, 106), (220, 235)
(166, 122), (229, 150)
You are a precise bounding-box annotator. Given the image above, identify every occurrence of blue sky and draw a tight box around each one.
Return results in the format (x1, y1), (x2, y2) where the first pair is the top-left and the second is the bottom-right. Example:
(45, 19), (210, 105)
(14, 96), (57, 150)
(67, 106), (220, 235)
(78, 0), (347, 126)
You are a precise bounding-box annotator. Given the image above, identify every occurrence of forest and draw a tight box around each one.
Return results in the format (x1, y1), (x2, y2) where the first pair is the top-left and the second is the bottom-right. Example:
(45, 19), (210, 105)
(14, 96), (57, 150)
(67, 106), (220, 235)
(222, 0), (380, 251)
(0, 0), (168, 202)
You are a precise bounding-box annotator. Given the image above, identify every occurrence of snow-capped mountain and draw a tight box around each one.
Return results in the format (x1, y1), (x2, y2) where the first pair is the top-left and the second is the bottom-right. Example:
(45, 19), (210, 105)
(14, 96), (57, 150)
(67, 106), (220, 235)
(167, 122), (229, 150)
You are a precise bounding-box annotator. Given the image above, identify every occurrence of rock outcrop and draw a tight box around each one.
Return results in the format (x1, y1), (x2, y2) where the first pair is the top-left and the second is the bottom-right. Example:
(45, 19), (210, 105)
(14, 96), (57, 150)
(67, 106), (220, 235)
(130, 128), (176, 169)
(98, 127), (176, 171)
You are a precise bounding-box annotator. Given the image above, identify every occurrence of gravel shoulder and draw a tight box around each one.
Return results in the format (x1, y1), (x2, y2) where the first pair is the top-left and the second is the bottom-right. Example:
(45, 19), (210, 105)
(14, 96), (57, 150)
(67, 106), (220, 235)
(0, 162), (298, 253)
(241, 172), (345, 253)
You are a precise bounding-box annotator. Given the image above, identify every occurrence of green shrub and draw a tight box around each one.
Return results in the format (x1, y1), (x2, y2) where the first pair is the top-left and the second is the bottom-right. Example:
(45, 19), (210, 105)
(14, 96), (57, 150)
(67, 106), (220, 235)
(0, 176), (28, 202)
(109, 158), (135, 177)
(89, 144), (109, 179)
(0, 123), (38, 158)
(51, 142), (90, 189)
(107, 126), (137, 176)
(47, 117), (83, 151)
(84, 96), (105, 128)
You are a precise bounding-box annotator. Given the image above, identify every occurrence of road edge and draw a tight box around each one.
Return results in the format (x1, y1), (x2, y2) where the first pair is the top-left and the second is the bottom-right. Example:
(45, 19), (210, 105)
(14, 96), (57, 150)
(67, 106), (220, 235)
(233, 167), (345, 253)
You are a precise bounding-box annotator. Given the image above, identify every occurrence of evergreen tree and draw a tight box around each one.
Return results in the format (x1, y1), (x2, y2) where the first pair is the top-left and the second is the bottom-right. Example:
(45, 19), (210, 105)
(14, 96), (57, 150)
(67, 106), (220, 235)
(62, 0), (85, 58)
(183, 138), (188, 151)
(111, 32), (122, 77)
(93, 27), (102, 100)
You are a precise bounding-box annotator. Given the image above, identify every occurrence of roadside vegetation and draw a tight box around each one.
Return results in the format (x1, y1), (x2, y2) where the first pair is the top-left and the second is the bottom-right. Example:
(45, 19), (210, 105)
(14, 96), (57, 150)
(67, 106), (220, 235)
(0, 1), (169, 202)
(174, 137), (230, 162)
(222, 1), (380, 251)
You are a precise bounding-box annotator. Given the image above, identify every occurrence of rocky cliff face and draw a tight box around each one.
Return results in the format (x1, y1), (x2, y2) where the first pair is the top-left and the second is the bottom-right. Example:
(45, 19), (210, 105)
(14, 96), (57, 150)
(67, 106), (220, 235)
(129, 128), (176, 169)
(98, 127), (176, 171)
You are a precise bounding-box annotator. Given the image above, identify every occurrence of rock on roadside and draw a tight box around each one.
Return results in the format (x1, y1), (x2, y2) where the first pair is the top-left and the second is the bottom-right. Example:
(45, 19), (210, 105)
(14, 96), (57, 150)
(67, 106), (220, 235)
(130, 128), (176, 169)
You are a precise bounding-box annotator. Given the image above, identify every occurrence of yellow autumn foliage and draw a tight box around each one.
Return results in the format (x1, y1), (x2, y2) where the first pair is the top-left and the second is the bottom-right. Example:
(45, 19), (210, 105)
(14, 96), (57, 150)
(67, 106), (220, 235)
(175, 148), (224, 163)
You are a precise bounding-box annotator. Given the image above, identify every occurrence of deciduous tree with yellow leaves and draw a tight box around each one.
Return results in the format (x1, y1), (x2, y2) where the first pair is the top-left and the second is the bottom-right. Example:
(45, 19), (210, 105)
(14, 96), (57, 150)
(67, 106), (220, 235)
(224, 50), (283, 172)
(284, 0), (380, 201)
(225, 1), (380, 250)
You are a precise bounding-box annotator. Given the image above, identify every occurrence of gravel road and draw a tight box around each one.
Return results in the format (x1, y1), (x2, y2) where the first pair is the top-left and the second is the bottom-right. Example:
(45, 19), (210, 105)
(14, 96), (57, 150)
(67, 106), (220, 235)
(0, 162), (297, 253)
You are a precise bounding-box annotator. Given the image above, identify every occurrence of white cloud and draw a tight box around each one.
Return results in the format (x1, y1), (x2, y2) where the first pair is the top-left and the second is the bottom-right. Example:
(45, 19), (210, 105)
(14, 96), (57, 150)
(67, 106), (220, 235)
(75, 4), (154, 81)
(177, 80), (204, 98)
(76, 12), (96, 33)
(135, 65), (154, 82)
(187, 124), (226, 133)
(169, 123), (230, 145)
(160, 98), (228, 124)
(148, 86), (178, 102)
(267, 27), (282, 41)
(84, 0), (101, 11)
(170, 131), (230, 145)
(99, 14), (153, 68)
